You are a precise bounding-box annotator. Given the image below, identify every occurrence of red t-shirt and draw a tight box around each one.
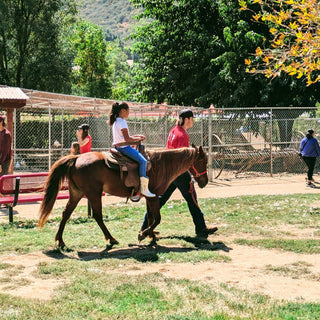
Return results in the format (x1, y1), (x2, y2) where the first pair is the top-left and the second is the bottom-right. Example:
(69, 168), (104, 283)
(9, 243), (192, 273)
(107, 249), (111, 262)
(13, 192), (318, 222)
(166, 126), (189, 149)
(80, 135), (92, 154)
(0, 128), (11, 165)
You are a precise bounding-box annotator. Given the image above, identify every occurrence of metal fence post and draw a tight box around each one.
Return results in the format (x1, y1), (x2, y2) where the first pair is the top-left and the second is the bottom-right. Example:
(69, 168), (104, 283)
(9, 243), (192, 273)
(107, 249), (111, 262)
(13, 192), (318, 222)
(270, 108), (273, 177)
(208, 109), (213, 181)
(61, 108), (64, 150)
(48, 103), (52, 170)
(13, 108), (16, 169)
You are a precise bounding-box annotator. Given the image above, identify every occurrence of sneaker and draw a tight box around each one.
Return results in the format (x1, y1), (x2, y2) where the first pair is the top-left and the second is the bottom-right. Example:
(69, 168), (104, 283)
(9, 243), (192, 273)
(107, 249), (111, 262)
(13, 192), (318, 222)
(196, 226), (218, 238)
(307, 183), (316, 188)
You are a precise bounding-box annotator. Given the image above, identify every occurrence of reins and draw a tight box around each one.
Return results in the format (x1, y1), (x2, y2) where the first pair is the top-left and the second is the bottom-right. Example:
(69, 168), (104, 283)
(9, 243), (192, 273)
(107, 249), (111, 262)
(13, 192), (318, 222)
(188, 148), (208, 178)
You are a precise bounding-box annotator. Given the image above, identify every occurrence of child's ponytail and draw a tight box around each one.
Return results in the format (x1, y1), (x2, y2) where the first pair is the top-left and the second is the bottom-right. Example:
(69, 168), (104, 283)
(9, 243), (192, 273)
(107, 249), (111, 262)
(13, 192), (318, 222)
(108, 102), (129, 126)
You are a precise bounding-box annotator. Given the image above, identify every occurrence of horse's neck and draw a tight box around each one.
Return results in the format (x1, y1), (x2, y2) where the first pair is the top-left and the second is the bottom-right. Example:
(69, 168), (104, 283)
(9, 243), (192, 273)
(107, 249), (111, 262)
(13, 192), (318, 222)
(153, 148), (195, 181)
(174, 149), (195, 176)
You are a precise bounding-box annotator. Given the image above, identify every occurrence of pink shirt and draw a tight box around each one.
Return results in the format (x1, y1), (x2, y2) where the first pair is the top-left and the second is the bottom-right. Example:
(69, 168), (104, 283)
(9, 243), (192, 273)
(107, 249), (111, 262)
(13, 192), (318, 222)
(166, 126), (189, 149)
(80, 135), (92, 153)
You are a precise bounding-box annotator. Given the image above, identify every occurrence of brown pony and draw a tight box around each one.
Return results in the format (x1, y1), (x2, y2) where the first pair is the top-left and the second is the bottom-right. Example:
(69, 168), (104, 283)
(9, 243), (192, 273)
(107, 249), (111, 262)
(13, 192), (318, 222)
(38, 145), (208, 248)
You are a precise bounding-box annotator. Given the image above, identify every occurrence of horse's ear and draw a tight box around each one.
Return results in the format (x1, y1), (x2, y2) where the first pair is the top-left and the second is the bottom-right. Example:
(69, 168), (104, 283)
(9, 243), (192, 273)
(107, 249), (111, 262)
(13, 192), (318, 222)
(192, 143), (196, 148)
(196, 146), (205, 155)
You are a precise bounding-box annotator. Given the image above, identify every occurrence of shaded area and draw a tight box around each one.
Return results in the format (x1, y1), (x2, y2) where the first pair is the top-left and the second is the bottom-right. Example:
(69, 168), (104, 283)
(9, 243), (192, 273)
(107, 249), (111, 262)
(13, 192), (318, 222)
(43, 238), (231, 263)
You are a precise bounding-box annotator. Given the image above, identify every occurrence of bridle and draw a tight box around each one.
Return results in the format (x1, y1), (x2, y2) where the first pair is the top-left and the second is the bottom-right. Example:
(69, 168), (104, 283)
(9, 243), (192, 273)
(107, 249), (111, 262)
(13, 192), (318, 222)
(189, 166), (207, 178)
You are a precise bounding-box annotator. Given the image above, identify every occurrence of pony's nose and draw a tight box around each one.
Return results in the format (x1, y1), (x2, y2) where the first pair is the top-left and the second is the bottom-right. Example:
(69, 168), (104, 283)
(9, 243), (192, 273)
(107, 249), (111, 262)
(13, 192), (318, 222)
(198, 177), (208, 188)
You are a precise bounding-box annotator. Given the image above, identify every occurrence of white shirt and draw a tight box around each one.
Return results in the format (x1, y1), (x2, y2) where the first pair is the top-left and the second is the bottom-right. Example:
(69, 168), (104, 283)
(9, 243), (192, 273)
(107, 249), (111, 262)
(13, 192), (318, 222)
(112, 117), (128, 147)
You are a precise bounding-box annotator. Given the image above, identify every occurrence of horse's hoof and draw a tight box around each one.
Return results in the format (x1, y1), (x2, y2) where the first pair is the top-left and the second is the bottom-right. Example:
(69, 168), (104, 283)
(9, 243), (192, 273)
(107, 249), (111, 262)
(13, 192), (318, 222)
(57, 242), (66, 250)
(149, 239), (158, 247)
(106, 244), (114, 250)
(138, 232), (146, 242)
(110, 238), (119, 245)
(149, 234), (159, 241)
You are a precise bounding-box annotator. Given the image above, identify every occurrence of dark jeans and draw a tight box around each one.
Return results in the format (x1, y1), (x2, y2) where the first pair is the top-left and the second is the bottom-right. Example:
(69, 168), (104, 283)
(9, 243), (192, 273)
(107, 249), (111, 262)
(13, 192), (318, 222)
(141, 171), (207, 234)
(0, 160), (10, 177)
(302, 156), (316, 181)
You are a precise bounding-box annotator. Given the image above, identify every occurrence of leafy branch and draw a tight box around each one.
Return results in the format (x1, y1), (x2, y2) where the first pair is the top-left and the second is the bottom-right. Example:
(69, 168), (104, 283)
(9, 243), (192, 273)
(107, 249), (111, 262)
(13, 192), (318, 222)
(239, 0), (320, 85)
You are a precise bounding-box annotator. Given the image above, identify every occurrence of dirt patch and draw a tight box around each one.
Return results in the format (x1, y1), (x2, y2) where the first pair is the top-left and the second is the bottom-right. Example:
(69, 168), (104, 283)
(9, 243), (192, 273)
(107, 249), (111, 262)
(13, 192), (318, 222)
(0, 252), (65, 300)
(120, 242), (320, 302)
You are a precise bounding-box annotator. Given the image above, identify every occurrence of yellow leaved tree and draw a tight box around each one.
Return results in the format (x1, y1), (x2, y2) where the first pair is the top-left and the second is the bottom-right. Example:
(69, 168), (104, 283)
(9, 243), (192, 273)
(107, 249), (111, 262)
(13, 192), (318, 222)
(239, 0), (320, 85)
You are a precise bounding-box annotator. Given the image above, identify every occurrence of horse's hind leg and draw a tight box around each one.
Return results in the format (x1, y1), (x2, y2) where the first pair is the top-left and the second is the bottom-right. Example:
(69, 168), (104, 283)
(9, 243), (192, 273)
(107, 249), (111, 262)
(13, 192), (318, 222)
(55, 194), (82, 248)
(88, 195), (119, 246)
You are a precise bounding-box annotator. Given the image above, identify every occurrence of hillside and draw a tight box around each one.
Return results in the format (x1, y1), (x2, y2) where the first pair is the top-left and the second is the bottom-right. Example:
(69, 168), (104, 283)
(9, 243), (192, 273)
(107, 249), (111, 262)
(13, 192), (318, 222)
(77, 0), (140, 41)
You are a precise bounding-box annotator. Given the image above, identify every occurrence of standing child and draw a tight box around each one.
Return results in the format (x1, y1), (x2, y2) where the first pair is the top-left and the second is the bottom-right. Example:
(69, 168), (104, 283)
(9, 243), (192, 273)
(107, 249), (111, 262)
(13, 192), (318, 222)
(107, 102), (155, 197)
(70, 142), (81, 155)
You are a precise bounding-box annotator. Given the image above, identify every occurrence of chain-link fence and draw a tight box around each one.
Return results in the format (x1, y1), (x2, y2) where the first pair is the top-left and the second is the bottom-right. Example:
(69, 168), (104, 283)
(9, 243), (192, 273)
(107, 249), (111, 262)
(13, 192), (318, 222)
(2, 90), (319, 181)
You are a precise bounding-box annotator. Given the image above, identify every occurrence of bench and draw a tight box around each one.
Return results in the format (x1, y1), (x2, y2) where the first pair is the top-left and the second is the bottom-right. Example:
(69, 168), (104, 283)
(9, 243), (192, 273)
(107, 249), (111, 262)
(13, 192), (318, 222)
(0, 173), (72, 223)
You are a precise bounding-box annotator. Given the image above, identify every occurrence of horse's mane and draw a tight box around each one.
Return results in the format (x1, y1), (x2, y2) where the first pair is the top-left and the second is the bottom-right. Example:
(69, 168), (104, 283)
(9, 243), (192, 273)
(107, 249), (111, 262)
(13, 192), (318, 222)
(148, 148), (196, 185)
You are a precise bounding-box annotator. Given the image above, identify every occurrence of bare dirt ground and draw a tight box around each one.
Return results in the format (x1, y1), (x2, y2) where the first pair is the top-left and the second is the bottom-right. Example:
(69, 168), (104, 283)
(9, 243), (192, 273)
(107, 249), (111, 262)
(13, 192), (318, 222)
(1, 174), (320, 302)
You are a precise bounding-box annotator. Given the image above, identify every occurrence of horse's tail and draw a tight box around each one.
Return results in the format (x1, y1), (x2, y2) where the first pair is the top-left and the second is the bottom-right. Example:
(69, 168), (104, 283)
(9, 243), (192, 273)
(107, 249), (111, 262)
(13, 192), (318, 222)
(38, 155), (77, 228)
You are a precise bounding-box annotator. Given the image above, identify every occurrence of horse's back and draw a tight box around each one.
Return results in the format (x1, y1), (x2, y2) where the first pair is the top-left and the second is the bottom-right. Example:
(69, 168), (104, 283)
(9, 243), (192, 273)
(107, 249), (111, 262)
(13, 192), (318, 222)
(74, 151), (105, 168)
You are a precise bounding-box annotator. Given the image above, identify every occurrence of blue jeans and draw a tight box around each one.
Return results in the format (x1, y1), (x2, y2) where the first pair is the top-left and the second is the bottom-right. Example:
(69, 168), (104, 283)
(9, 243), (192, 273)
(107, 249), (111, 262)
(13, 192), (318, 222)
(141, 171), (207, 234)
(116, 146), (147, 177)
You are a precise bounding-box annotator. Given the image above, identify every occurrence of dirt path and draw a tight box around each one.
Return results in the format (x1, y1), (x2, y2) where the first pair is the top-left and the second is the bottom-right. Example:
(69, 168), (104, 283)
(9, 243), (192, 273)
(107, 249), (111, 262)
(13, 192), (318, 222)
(1, 174), (320, 302)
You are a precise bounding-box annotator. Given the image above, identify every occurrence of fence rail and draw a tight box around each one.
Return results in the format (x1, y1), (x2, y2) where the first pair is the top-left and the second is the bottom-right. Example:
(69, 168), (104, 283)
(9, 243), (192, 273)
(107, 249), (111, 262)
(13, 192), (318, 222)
(1, 89), (319, 181)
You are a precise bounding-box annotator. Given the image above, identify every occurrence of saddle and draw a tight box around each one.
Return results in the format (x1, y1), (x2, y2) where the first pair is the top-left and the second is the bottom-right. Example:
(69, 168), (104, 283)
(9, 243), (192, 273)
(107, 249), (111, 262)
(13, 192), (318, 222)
(103, 144), (151, 198)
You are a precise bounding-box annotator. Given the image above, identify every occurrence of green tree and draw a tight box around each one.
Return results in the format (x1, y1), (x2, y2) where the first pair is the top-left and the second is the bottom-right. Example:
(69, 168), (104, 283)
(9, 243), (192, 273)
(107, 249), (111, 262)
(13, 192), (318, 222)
(216, 0), (320, 144)
(240, 0), (320, 85)
(130, 0), (320, 146)
(71, 20), (112, 98)
(206, 0), (320, 108)
(106, 41), (132, 100)
(0, 0), (77, 93)
(131, 0), (222, 106)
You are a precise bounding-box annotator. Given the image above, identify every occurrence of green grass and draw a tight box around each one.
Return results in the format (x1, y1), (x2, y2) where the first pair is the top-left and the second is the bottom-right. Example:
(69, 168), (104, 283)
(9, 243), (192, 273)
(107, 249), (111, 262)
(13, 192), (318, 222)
(1, 273), (320, 319)
(264, 261), (317, 280)
(234, 238), (320, 254)
(1, 193), (320, 319)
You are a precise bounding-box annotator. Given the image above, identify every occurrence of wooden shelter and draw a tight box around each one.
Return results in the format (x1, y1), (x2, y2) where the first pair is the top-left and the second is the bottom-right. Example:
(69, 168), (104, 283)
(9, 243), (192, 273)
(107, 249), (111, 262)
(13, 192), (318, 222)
(0, 87), (28, 172)
(0, 86), (28, 131)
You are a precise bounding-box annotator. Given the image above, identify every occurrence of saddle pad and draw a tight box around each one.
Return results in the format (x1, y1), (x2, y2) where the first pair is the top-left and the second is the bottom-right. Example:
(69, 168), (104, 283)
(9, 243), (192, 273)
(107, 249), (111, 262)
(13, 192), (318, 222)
(102, 151), (128, 171)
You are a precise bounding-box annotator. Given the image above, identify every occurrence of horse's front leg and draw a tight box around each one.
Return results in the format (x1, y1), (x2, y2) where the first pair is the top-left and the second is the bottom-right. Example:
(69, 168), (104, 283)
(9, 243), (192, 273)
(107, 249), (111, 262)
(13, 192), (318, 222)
(88, 195), (119, 246)
(138, 197), (161, 242)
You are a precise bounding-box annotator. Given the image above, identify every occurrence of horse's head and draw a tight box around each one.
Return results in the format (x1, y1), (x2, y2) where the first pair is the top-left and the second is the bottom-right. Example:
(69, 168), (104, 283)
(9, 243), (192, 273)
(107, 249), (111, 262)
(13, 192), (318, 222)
(189, 145), (208, 188)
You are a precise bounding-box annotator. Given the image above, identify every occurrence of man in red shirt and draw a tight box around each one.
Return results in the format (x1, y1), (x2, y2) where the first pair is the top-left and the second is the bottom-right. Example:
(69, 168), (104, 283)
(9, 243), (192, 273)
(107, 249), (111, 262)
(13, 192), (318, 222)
(141, 109), (218, 238)
(0, 115), (12, 177)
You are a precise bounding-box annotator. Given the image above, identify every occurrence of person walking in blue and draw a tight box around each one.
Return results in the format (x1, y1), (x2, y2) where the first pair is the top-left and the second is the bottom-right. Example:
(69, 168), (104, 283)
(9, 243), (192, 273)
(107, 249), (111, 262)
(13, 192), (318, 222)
(140, 109), (217, 238)
(299, 129), (320, 187)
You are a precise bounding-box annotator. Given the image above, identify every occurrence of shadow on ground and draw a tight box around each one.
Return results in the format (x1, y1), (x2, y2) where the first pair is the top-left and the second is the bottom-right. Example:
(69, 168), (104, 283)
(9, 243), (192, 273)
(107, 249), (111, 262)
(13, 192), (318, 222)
(43, 236), (232, 263)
